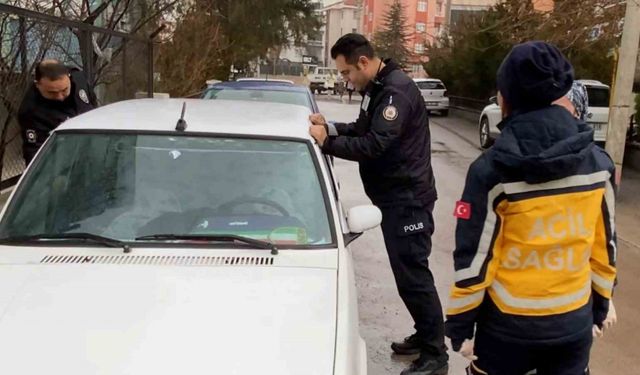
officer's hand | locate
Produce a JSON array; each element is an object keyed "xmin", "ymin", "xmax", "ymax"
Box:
[
  {"xmin": 309, "ymin": 125, "xmax": 328, "ymax": 146},
  {"xmin": 309, "ymin": 113, "xmax": 327, "ymax": 126},
  {"xmin": 603, "ymin": 300, "xmax": 617, "ymax": 331},
  {"xmin": 458, "ymin": 339, "xmax": 478, "ymax": 361}
]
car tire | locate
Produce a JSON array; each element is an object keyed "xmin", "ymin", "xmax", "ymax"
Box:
[
  {"xmin": 479, "ymin": 116, "xmax": 494, "ymax": 149},
  {"xmin": 441, "ymin": 109, "xmax": 449, "ymax": 117}
]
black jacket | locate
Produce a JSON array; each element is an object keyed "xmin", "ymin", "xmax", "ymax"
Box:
[
  {"xmin": 322, "ymin": 59, "xmax": 436, "ymax": 207},
  {"xmin": 18, "ymin": 69, "xmax": 96, "ymax": 164},
  {"xmin": 445, "ymin": 106, "xmax": 616, "ymax": 350}
]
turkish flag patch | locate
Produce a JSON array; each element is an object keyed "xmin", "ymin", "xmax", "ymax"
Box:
[{"xmin": 454, "ymin": 201, "xmax": 471, "ymax": 220}]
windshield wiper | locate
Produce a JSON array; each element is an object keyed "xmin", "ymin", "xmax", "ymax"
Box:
[
  {"xmin": 135, "ymin": 234, "xmax": 279, "ymax": 255},
  {"xmin": 0, "ymin": 232, "xmax": 132, "ymax": 253}
]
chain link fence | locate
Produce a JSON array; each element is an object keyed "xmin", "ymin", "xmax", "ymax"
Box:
[{"xmin": 0, "ymin": 4, "xmax": 153, "ymax": 189}]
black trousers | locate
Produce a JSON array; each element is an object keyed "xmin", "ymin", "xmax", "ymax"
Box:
[
  {"xmin": 469, "ymin": 328, "xmax": 592, "ymax": 375},
  {"xmin": 380, "ymin": 202, "xmax": 447, "ymax": 358}
]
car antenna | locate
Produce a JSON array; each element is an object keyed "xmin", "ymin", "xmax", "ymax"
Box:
[{"xmin": 176, "ymin": 102, "xmax": 187, "ymax": 131}]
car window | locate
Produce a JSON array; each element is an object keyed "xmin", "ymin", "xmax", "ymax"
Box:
[
  {"xmin": 0, "ymin": 134, "xmax": 334, "ymax": 247},
  {"xmin": 586, "ymin": 86, "xmax": 610, "ymax": 108},
  {"xmin": 203, "ymin": 88, "xmax": 311, "ymax": 109},
  {"xmin": 416, "ymin": 81, "xmax": 445, "ymax": 90}
]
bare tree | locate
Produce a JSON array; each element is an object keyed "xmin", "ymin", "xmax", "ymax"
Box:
[
  {"xmin": 154, "ymin": 1, "xmax": 226, "ymax": 97},
  {"xmin": 0, "ymin": 0, "xmax": 178, "ymax": 181}
]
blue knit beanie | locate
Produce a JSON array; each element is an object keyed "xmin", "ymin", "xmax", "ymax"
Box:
[{"xmin": 497, "ymin": 41, "xmax": 574, "ymax": 112}]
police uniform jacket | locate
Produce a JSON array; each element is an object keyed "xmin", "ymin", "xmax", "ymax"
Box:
[
  {"xmin": 18, "ymin": 69, "xmax": 96, "ymax": 163},
  {"xmin": 323, "ymin": 59, "xmax": 436, "ymax": 207}
]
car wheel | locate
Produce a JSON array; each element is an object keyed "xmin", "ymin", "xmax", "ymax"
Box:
[
  {"xmin": 441, "ymin": 109, "xmax": 449, "ymax": 117},
  {"xmin": 479, "ymin": 116, "xmax": 494, "ymax": 149}
]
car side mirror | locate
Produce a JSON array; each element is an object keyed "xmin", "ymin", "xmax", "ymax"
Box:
[
  {"xmin": 489, "ymin": 96, "xmax": 498, "ymax": 104},
  {"xmin": 344, "ymin": 205, "xmax": 382, "ymax": 245}
]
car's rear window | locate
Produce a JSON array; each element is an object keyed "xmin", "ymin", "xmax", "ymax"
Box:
[
  {"xmin": 0, "ymin": 134, "xmax": 334, "ymax": 247},
  {"xmin": 586, "ymin": 86, "xmax": 610, "ymax": 108},
  {"xmin": 416, "ymin": 81, "xmax": 446, "ymax": 90}
]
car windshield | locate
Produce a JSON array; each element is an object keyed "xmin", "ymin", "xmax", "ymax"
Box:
[
  {"xmin": 416, "ymin": 81, "xmax": 445, "ymax": 90},
  {"xmin": 586, "ymin": 86, "xmax": 610, "ymax": 108},
  {"xmin": 203, "ymin": 88, "xmax": 311, "ymax": 109},
  {"xmin": 0, "ymin": 133, "xmax": 333, "ymax": 247}
]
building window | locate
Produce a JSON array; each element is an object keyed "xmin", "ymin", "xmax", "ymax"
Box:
[
  {"xmin": 416, "ymin": 22, "xmax": 426, "ymax": 32},
  {"xmin": 437, "ymin": 1, "xmax": 444, "ymax": 16},
  {"xmin": 414, "ymin": 43, "xmax": 424, "ymax": 54},
  {"xmin": 412, "ymin": 64, "xmax": 422, "ymax": 74},
  {"xmin": 418, "ymin": 1, "xmax": 427, "ymax": 12},
  {"xmin": 369, "ymin": 11, "xmax": 373, "ymax": 21}
]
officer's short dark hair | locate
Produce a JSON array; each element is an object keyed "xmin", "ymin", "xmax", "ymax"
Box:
[
  {"xmin": 35, "ymin": 61, "xmax": 70, "ymax": 81},
  {"xmin": 331, "ymin": 33, "xmax": 375, "ymax": 65}
]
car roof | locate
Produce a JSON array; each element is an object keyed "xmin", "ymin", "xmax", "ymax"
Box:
[
  {"xmin": 413, "ymin": 78, "xmax": 443, "ymax": 83},
  {"xmin": 235, "ymin": 78, "xmax": 295, "ymax": 85},
  {"xmin": 57, "ymin": 99, "xmax": 313, "ymax": 140},
  {"xmin": 577, "ymin": 79, "xmax": 609, "ymax": 88},
  {"xmin": 209, "ymin": 81, "xmax": 310, "ymax": 92}
]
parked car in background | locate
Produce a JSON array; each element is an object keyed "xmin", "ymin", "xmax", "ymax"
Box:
[
  {"xmin": 202, "ymin": 80, "xmax": 319, "ymax": 112},
  {"xmin": 580, "ymin": 80, "xmax": 610, "ymax": 143},
  {"xmin": 307, "ymin": 66, "xmax": 339, "ymax": 95},
  {"xmin": 0, "ymin": 99, "xmax": 376, "ymax": 375},
  {"xmin": 478, "ymin": 79, "xmax": 612, "ymax": 149},
  {"xmin": 478, "ymin": 96, "xmax": 502, "ymax": 149},
  {"xmin": 413, "ymin": 78, "xmax": 449, "ymax": 116}
]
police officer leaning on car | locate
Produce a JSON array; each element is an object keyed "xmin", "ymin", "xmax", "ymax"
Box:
[
  {"xmin": 308, "ymin": 33, "xmax": 448, "ymax": 375},
  {"xmin": 18, "ymin": 59, "xmax": 96, "ymax": 165}
]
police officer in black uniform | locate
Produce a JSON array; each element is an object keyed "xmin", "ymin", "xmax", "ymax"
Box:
[
  {"xmin": 18, "ymin": 59, "xmax": 96, "ymax": 165},
  {"xmin": 309, "ymin": 34, "xmax": 447, "ymax": 375}
]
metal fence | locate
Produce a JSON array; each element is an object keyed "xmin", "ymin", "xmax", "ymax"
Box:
[
  {"xmin": 0, "ymin": 4, "xmax": 154, "ymax": 189},
  {"xmin": 448, "ymin": 95, "xmax": 492, "ymax": 113}
]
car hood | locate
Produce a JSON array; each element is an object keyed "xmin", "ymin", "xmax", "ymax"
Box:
[{"xmin": 0, "ymin": 249, "xmax": 338, "ymax": 374}]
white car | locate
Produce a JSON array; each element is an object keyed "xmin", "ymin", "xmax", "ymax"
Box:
[
  {"xmin": 414, "ymin": 78, "xmax": 449, "ymax": 116},
  {"xmin": 478, "ymin": 79, "xmax": 611, "ymax": 149},
  {"xmin": 0, "ymin": 99, "xmax": 377, "ymax": 375}
]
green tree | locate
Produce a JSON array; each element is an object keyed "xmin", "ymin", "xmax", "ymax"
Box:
[
  {"xmin": 156, "ymin": 0, "xmax": 322, "ymax": 93},
  {"xmin": 425, "ymin": 0, "xmax": 625, "ymax": 100},
  {"xmin": 372, "ymin": 0, "xmax": 413, "ymax": 67},
  {"xmin": 209, "ymin": 0, "xmax": 322, "ymax": 80},
  {"xmin": 155, "ymin": 1, "xmax": 225, "ymax": 96}
]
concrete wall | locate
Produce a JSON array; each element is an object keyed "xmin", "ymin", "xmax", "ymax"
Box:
[{"xmin": 325, "ymin": 4, "xmax": 361, "ymax": 68}]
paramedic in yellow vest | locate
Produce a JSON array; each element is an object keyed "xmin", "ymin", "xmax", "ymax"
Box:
[{"xmin": 445, "ymin": 41, "xmax": 617, "ymax": 375}]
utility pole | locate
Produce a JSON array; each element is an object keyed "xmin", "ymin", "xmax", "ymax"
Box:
[{"xmin": 606, "ymin": 0, "xmax": 640, "ymax": 187}]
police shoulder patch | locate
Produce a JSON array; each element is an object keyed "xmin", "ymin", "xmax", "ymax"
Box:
[
  {"xmin": 26, "ymin": 129, "xmax": 37, "ymax": 143},
  {"xmin": 382, "ymin": 105, "xmax": 398, "ymax": 121},
  {"xmin": 79, "ymin": 89, "xmax": 89, "ymax": 104}
]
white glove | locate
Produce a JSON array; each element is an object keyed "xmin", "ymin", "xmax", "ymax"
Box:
[
  {"xmin": 459, "ymin": 339, "xmax": 478, "ymax": 361},
  {"xmin": 603, "ymin": 300, "xmax": 617, "ymax": 331}
]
